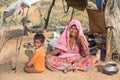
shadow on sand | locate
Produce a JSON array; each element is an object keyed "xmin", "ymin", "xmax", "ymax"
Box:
[{"xmin": 25, "ymin": 49, "xmax": 33, "ymax": 60}]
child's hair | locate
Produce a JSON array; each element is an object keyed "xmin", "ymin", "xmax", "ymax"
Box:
[{"xmin": 34, "ymin": 33, "xmax": 45, "ymax": 43}]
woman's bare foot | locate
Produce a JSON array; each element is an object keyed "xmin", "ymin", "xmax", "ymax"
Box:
[
  {"xmin": 73, "ymin": 69, "xmax": 78, "ymax": 73},
  {"xmin": 63, "ymin": 70, "xmax": 68, "ymax": 74}
]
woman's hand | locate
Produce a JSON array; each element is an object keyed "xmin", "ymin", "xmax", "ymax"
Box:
[
  {"xmin": 78, "ymin": 35, "xmax": 90, "ymax": 56},
  {"xmin": 84, "ymin": 50, "xmax": 90, "ymax": 56},
  {"xmin": 46, "ymin": 54, "xmax": 52, "ymax": 59},
  {"xmin": 46, "ymin": 48, "xmax": 60, "ymax": 59},
  {"xmin": 78, "ymin": 35, "xmax": 84, "ymax": 41}
]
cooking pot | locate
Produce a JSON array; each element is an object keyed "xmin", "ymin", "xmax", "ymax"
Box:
[
  {"xmin": 23, "ymin": 42, "xmax": 34, "ymax": 48},
  {"xmin": 103, "ymin": 62, "xmax": 119, "ymax": 75}
]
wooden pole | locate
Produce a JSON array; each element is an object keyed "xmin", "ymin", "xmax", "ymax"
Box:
[
  {"xmin": 104, "ymin": 0, "xmax": 114, "ymax": 61},
  {"xmin": 105, "ymin": 27, "xmax": 112, "ymax": 61},
  {"xmin": 20, "ymin": 8, "xmax": 32, "ymax": 36},
  {"xmin": 70, "ymin": 8, "xmax": 74, "ymax": 21},
  {"xmin": 44, "ymin": 0, "xmax": 55, "ymax": 32}
]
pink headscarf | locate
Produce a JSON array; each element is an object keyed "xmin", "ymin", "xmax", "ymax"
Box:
[{"xmin": 55, "ymin": 19, "xmax": 89, "ymax": 52}]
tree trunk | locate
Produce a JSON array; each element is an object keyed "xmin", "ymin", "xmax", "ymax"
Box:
[{"xmin": 44, "ymin": 0, "xmax": 55, "ymax": 31}]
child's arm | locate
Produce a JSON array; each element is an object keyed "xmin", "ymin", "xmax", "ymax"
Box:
[{"xmin": 27, "ymin": 49, "xmax": 40, "ymax": 67}]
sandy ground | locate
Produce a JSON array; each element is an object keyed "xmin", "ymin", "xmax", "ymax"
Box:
[
  {"xmin": 0, "ymin": 1, "xmax": 120, "ymax": 80},
  {"xmin": 0, "ymin": 29, "xmax": 120, "ymax": 80}
]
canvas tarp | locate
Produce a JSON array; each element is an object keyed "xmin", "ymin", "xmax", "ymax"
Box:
[
  {"xmin": 3, "ymin": 0, "xmax": 23, "ymax": 18},
  {"xmin": 111, "ymin": 0, "xmax": 120, "ymax": 54},
  {"xmin": 3, "ymin": 0, "xmax": 41, "ymax": 19},
  {"xmin": 103, "ymin": 0, "xmax": 120, "ymax": 54},
  {"xmin": 22, "ymin": 0, "xmax": 41, "ymax": 7},
  {"xmin": 65, "ymin": 0, "xmax": 88, "ymax": 11},
  {"xmin": 118, "ymin": 0, "xmax": 120, "ymax": 9},
  {"xmin": 87, "ymin": 9, "xmax": 106, "ymax": 33}
]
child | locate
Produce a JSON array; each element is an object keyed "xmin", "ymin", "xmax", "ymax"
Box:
[{"xmin": 24, "ymin": 33, "xmax": 45, "ymax": 73}]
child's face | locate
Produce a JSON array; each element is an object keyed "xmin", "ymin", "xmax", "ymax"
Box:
[{"xmin": 34, "ymin": 39, "xmax": 42, "ymax": 49}]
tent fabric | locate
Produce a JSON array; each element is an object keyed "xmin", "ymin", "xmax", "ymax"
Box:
[
  {"xmin": 104, "ymin": 0, "xmax": 120, "ymax": 55},
  {"xmin": 3, "ymin": 9, "xmax": 16, "ymax": 19},
  {"xmin": 118, "ymin": 0, "xmax": 120, "ymax": 9},
  {"xmin": 5, "ymin": 0, "xmax": 23, "ymax": 12},
  {"xmin": 112, "ymin": 28, "xmax": 120, "ymax": 54},
  {"xmin": 23, "ymin": 0, "xmax": 41, "ymax": 7},
  {"xmin": 3, "ymin": 0, "xmax": 24, "ymax": 18},
  {"xmin": 95, "ymin": 0, "xmax": 108, "ymax": 10},
  {"xmin": 96, "ymin": 0, "xmax": 102, "ymax": 10},
  {"xmin": 3, "ymin": 0, "xmax": 41, "ymax": 19},
  {"xmin": 87, "ymin": 9, "xmax": 106, "ymax": 33},
  {"xmin": 3, "ymin": 0, "xmax": 26, "ymax": 18},
  {"xmin": 112, "ymin": 0, "xmax": 120, "ymax": 54},
  {"xmin": 66, "ymin": 0, "xmax": 88, "ymax": 11}
]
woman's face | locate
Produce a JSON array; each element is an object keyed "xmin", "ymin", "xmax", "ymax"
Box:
[
  {"xmin": 34, "ymin": 39, "xmax": 42, "ymax": 49},
  {"xmin": 69, "ymin": 25, "xmax": 78, "ymax": 37}
]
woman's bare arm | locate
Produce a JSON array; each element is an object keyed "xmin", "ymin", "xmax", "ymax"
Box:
[
  {"xmin": 78, "ymin": 35, "xmax": 90, "ymax": 56},
  {"xmin": 46, "ymin": 48, "xmax": 60, "ymax": 58},
  {"xmin": 50, "ymin": 48, "xmax": 60, "ymax": 55}
]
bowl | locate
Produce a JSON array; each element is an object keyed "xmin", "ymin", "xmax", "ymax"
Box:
[
  {"xmin": 23, "ymin": 42, "xmax": 34, "ymax": 48},
  {"xmin": 103, "ymin": 62, "xmax": 119, "ymax": 75},
  {"xmin": 106, "ymin": 61, "xmax": 117, "ymax": 66}
]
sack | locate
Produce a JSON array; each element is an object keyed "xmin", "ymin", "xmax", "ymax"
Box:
[
  {"xmin": 87, "ymin": 9, "xmax": 106, "ymax": 33},
  {"xmin": 66, "ymin": 0, "xmax": 88, "ymax": 11}
]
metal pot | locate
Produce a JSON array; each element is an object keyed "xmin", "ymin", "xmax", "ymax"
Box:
[
  {"xmin": 103, "ymin": 62, "xmax": 119, "ymax": 75},
  {"xmin": 23, "ymin": 42, "xmax": 34, "ymax": 48}
]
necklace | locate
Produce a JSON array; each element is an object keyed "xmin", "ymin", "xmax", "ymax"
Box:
[{"xmin": 69, "ymin": 39, "xmax": 76, "ymax": 50}]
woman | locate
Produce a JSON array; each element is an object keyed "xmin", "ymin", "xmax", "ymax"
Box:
[{"xmin": 46, "ymin": 20, "xmax": 98, "ymax": 72}]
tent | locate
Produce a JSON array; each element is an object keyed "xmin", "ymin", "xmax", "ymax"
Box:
[
  {"xmin": 63, "ymin": 0, "xmax": 120, "ymax": 61},
  {"xmin": 0, "ymin": 0, "xmax": 120, "ymax": 72},
  {"xmin": 0, "ymin": 0, "xmax": 41, "ymax": 54},
  {"xmin": 2, "ymin": 0, "xmax": 120, "ymax": 61}
]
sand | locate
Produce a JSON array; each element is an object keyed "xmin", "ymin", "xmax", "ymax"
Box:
[
  {"xmin": 0, "ymin": 1, "xmax": 120, "ymax": 80},
  {"xmin": 0, "ymin": 29, "xmax": 120, "ymax": 80}
]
